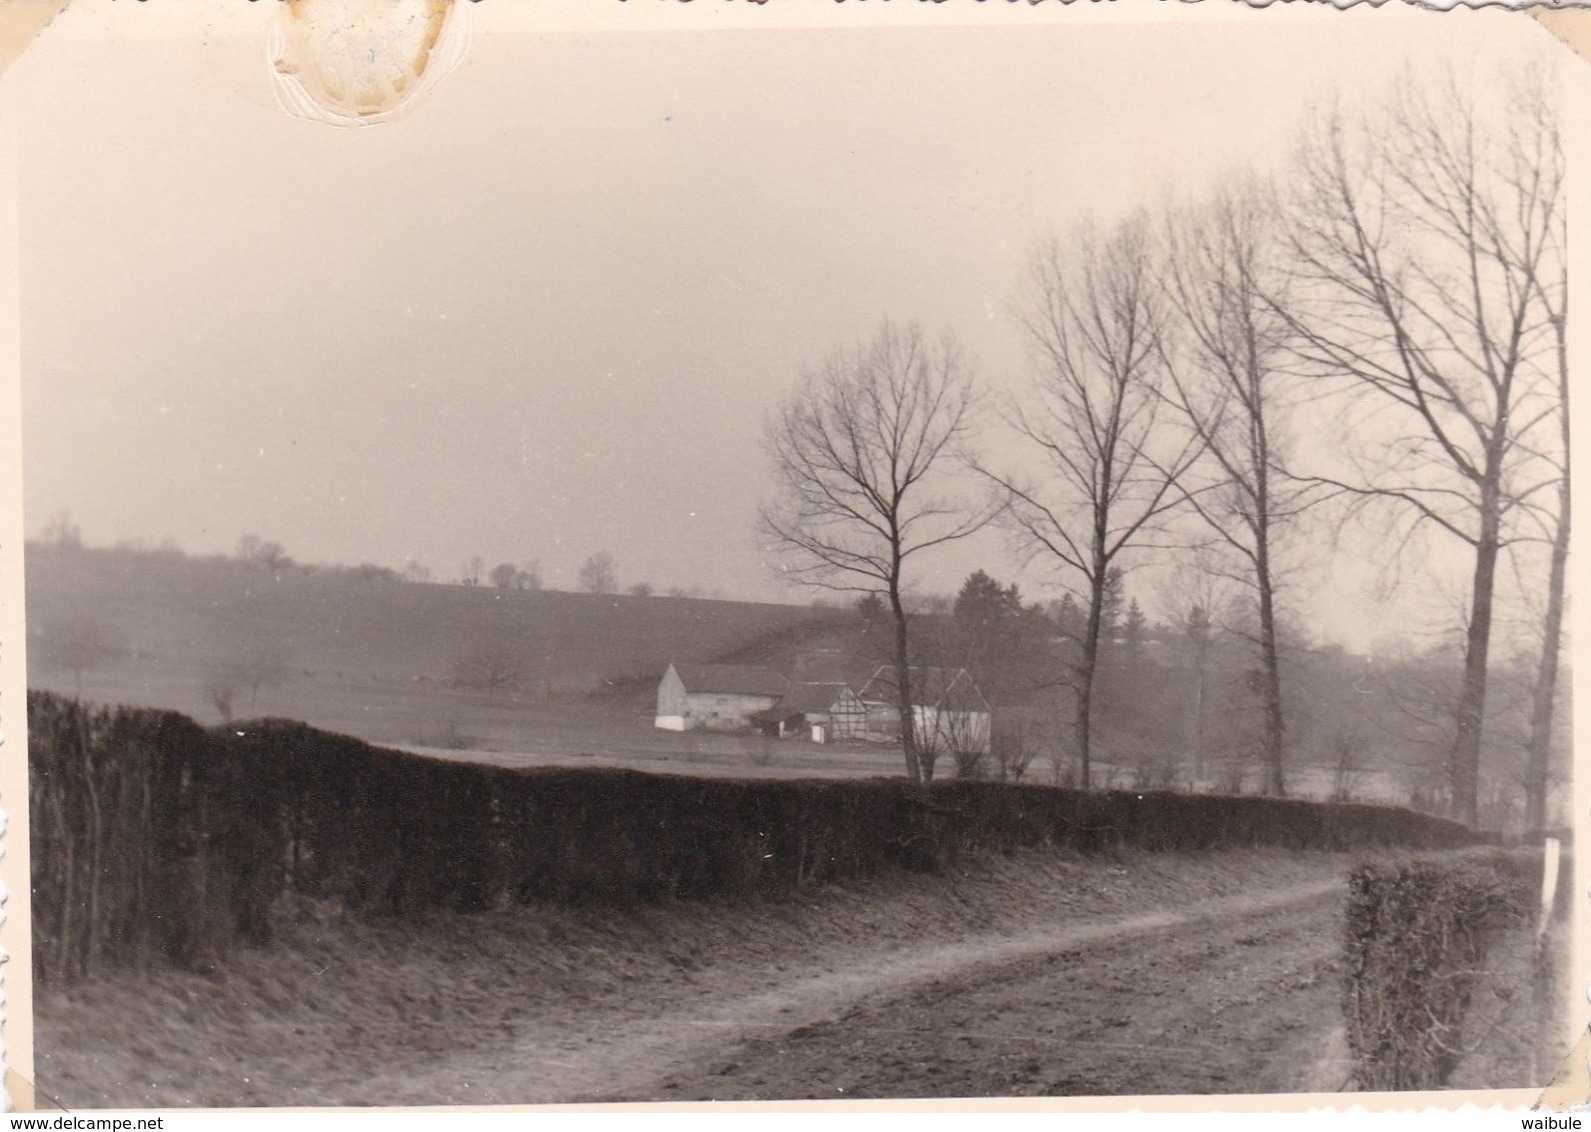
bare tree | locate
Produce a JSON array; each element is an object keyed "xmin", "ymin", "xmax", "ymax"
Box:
[
  {"xmin": 577, "ymin": 551, "xmax": 618, "ymax": 594},
  {"xmin": 1158, "ymin": 181, "xmax": 1312, "ymax": 796},
  {"xmin": 448, "ymin": 638, "xmax": 532, "ymax": 700},
  {"xmin": 1326, "ymin": 723, "xmax": 1372, "ymax": 804},
  {"xmin": 983, "ymin": 218, "xmax": 1200, "ymax": 787},
  {"xmin": 1515, "ymin": 85, "xmax": 1570, "ymax": 836},
  {"xmin": 1280, "ymin": 72, "xmax": 1563, "ymax": 826},
  {"xmin": 41, "ymin": 507, "xmax": 82, "ymax": 550},
  {"xmin": 760, "ymin": 319, "xmax": 989, "ymax": 784},
  {"xmin": 200, "ymin": 644, "xmax": 289, "ymax": 722},
  {"xmin": 1153, "ymin": 560, "xmax": 1238, "ymax": 787},
  {"xmin": 206, "ymin": 673, "xmax": 240, "ymax": 722},
  {"xmin": 490, "ymin": 559, "xmax": 521, "ymax": 588},
  {"xmin": 227, "ymin": 642, "xmax": 293, "ymax": 712},
  {"xmin": 459, "ymin": 555, "xmax": 484, "ymax": 587},
  {"xmin": 34, "ymin": 614, "xmax": 123, "ymax": 698},
  {"xmin": 236, "ymin": 535, "xmax": 291, "ymax": 572},
  {"xmin": 990, "ymin": 707, "xmax": 1048, "ymax": 783},
  {"xmin": 401, "ymin": 558, "xmax": 433, "ymax": 584}
]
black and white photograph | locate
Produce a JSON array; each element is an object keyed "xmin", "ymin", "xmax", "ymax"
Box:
[{"xmin": 0, "ymin": 0, "xmax": 1582, "ymax": 1113}]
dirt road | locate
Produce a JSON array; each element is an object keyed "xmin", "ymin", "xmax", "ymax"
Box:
[
  {"xmin": 354, "ymin": 875, "xmax": 1352, "ymax": 1105},
  {"xmin": 650, "ymin": 883, "xmax": 1354, "ymax": 1101},
  {"xmin": 37, "ymin": 850, "xmax": 1363, "ymax": 1108}
]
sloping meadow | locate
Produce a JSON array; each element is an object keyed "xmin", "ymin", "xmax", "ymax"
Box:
[{"xmin": 28, "ymin": 691, "xmax": 1477, "ymax": 984}]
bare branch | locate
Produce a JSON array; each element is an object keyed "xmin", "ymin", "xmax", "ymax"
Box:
[{"xmin": 759, "ymin": 319, "xmax": 997, "ymax": 783}]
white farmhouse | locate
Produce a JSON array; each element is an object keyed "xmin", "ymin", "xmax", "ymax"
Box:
[
  {"xmin": 654, "ymin": 662, "xmax": 790, "ymax": 731},
  {"xmin": 856, "ymin": 665, "xmax": 993, "ymax": 755}
]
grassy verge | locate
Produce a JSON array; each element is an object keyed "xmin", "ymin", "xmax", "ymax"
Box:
[{"xmin": 37, "ymin": 846, "xmax": 1355, "ymax": 1109}]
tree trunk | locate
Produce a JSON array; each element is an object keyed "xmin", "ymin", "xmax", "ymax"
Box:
[
  {"xmin": 1451, "ymin": 485, "xmax": 1502, "ymax": 828},
  {"xmin": 77, "ymin": 708, "xmax": 104, "ymax": 979},
  {"xmin": 888, "ymin": 582, "xmax": 924, "ymax": 785},
  {"xmin": 1252, "ymin": 405, "xmax": 1286, "ymax": 797},
  {"xmin": 1524, "ymin": 475, "xmax": 1569, "ymax": 836},
  {"xmin": 1256, "ymin": 560, "xmax": 1286, "ymax": 797},
  {"xmin": 1525, "ymin": 303, "xmax": 1570, "ymax": 837},
  {"xmin": 50, "ymin": 783, "xmax": 77, "ymax": 984},
  {"xmin": 1075, "ymin": 571, "xmax": 1106, "ymax": 789},
  {"xmin": 138, "ymin": 764, "xmax": 152, "ymax": 963}
]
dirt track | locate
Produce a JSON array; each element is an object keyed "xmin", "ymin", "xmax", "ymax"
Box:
[
  {"xmin": 650, "ymin": 883, "xmax": 1354, "ymax": 1101},
  {"xmin": 37, "ymin": 842, "xmax": 1564, "ymax": 1109},
  {"xmin": 36, "ymin": 850, "xmax": 1373, "ymax": 1108},
  {"xmin": 355, "ymin": 876, "xmax": 1352, "ymax": 1105}
]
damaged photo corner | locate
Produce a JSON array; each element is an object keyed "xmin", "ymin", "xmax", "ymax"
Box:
[{"xmin": 0, "ymin": 0, "xmax": 1587, "ymax": 1122}]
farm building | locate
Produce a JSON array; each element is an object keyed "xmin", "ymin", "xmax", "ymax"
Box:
[
  {"xmin": 778, "ymin": 681, "xmax": 867, "ymax": 743},
  {"xmin": 654, "ymin": 662, "xmax": 790, "ymax": 731},
  {"xmin": 856, "ymin": 666, "xmax": 993, "ymax": 755},
  {"xmin": 749, "ymin": 703, "xmax": 806, "ymax": 739},
  {"xmin": 655, "ymin": 662, "xmax": 984, "ymax": 745}
]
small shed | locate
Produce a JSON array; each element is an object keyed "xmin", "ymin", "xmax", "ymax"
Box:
[{"xmin": 750, "ymin": 705, "xmax": 807, "ymax": 739}]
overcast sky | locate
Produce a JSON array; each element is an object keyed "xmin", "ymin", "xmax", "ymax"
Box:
[{"xmin": 13, "ymin": 3, "xmax": 1565, "ymax": 649}]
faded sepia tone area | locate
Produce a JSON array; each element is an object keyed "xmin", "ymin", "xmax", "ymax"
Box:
[{"xmin": 4, "ymin": 1, "xmax": 1578, "ymax": 1111}]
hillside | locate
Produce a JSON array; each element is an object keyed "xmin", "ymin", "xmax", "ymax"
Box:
[
  {"xmin": 21, "ymin": 546, "xmax": 1569, "ymax": 830},
  {"xmin": 23, "ymin": 544, "xmax": 842, "ymax": 736}
]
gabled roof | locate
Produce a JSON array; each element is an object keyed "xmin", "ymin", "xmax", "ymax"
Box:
[
  {"xmin": 781, "ymin": 681, "xmax": 858, "ymax": 713},
  {"xmin": 926, "ymin": 671, "xmax": 993, "ymax": 714},
  {"xmin": 669, "ymin": 662, "xmax": 789, "ymax": 699},
  {"xmin": 857, "ymin": 666, "xmax": 991, "ymax": 714}
]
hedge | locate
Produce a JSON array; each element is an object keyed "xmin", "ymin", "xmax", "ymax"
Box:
[
  {"xmin": 29, "ymin": 692, "xmax": 1477, "ymax": 984},
  {"xmin": 28, "ymin": 695, "xmax": 238, "ymax": 982},
  {"xmin": 1342, "ymin": 853, "xmax": 1535, "ymax": 1090}
]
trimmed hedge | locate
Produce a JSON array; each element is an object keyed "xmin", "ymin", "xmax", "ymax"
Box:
[
  {"xmin": 213, "ymin": 719, "xmax": 1477, "ymax": 913},
  {"xmin": 1342, "ymin": 853, "xmax": 1535, "ymax": 1091},
  {"xmin": 29, "ymin": 692, "xmax": 1477, "ymax": 983},
  {"xmin": 28, "ymin": 696, "xmax": 239, "ymax": 982}
]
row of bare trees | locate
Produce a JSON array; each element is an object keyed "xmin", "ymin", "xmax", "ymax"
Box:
[
  {"xmin": 455, "ymin": 550, "xmax": 647, "ymax": 595},
  {"xmin": 760, "ymin": 71, "xmax": 1567, "ymax": 829},
  {"xmin": 1279, "ymin": 77, "xmax": 1567, "ymax": 828}
]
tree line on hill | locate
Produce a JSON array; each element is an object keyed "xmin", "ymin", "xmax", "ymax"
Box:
[
  {"xmin": 758, "ymin": 68, "xmax": 1568, "ymax": 833},
  {"xmin": 37, "ymin": 509, "xmax": 670, "ymax": 599},
  {"xmin": 33, "ymin": 508, "xmax": 708, "ymax": 702},
  {"xmin": 24, "ymin": 533, "xmax": 771, "ymax": 717}
]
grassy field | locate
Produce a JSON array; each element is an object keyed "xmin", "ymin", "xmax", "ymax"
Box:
[
  {"xmin": 29, "ymin": 649, "xmax": 912, "ymax": 780},
  {"xmin": 28, "ymin": 632, "xmax": 1425, "ymax": 793},
  {"xmin": 28, "ymin": 638, "xmax": 1426, "ymax": 792},
  {"xmin": 26, "ymin": 545, "xmax": 838, "ymax": 688},
  {"xmin": 22, "ymin": 545, "xmax": 1447, "ymax": 798},
  {"xmin": 25, "ymin": 545, "xmax": 860, "ymax": 757}
]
